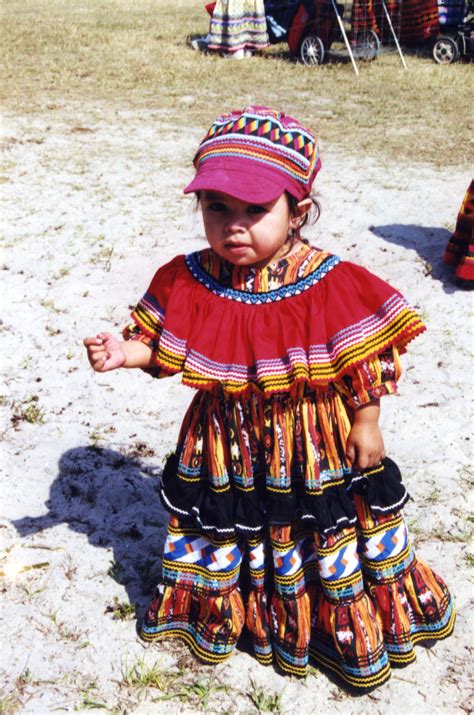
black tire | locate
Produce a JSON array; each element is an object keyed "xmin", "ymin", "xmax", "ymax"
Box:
[
  {"xmin": 432, "ymin": 35, "xmax": 460, "ymax": 64},
  {"xmin": 300, "ymin": 34, "xmax": 325, "ymax": 66},
  {"xmin": 354, "ymin": 29, "xmax": 381, "ymax": 61}
]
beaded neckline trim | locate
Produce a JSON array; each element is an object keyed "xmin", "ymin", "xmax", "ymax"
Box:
[{"xmin": 185, "ymin": 252, "xmax": 340, "ymax": 304}]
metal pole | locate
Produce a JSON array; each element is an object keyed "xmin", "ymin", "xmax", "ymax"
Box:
[
  {"xmin": 330, "ymin": 0, "xmax": 360, "ymax": 75},
  {"xmin": 381, "ymin": 0, "xmax": 408, "ymax": 68}
]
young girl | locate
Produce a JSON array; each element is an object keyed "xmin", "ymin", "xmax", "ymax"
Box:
[{"xmin": 84, "ymin": 106, "xmax": 454, "ymax": 692}]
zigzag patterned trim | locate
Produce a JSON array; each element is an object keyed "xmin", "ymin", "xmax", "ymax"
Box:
[
  {"xmin": 140, "ymin": 626, "xmax": 236, "ymax": 662},
  {"xmin": 193, "ymin": 107, "xmax": 319, "ymax": 191},
  {"xmin": 150, "ymin": 309, "xmax": 423, "ymax": 390},
  {"xmin": 185, "ymin": 251, "xmax": 340, "ymax": 303},
  {"xmin": 204, "ymin": 108, "xmax": 316, "ymax": 160},
  {"xmin": 152, "ymin": 305, "xmax": 424, "ymax": 393},
  {"xmin": 131, "ymin": 293, "xmax": 165, "ymax": 338},
  {"xmin": 308, "ymin": 642, "xmax": 392, "ymax": 690}
]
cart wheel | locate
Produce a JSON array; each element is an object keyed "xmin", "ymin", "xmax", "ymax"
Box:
[
  {"xmin": 432, "ymin": 35, "xmax": 459, "ymax": 64},
  {"xmin": 300, "ymin": 35, "xmax": 325, "ymax": 66},
  {"xmin": 355, "ymin": 30, "xmax": 381, "ymax": 61}
]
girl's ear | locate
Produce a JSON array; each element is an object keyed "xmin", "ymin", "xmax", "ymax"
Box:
[
  {"xmin": 295, "ymin": 198, "xmax": 313, "ymax": 218},
  {"xmin": 289, "ymin": 198, "xmax": 312, "ymax": 228}
]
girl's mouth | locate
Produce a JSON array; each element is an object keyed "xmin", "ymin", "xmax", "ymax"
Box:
[{"xmin": 224, "ymin": 242, "xmax": 249, "ymax": 252}]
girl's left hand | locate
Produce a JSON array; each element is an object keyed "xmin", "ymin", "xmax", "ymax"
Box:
[{"xmin": 345, "ymin": 422, "xmax": 386, "ymax": 470}]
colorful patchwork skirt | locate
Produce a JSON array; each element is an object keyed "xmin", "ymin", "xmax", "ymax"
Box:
[
  {"xmin": 141, "ymin": 472, "xmax": 455, "ymax": 692},
  {"xmin": 443, "ymin": 180, "xmax": 474, "ymax": 285},
  {"xmin": 208, "ymin": 0, "xmax": 269, "ymax": 53}
]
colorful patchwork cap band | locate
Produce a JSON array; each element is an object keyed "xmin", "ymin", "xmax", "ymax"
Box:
[{"xmin": 183, "ymin": 106, "xmax": 321, "ymax": 203}]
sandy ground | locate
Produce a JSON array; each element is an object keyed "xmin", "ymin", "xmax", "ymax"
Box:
[{"xmin": 1, "ymin": 102, "xmax": 473, "ymax": 714}]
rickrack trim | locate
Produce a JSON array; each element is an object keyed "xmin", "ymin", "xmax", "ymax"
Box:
[{"xmin": 185, "ymin": 252, "xmax": 340, "ymax": 303}]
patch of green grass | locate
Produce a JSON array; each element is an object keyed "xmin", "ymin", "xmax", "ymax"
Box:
[
  {"xmin": 73, "ymin": 680, "xmax": 110, "ymax": 711},
  {"xmin": 121, "ymin": 657, "xmax": 229, "ymax": 708},
  {"xmin": 75, "ymin": 700, "xmax": 108, "ymax": 711},
  {"xmin": 0, "ymin": 693, "xmax": 19, "ymax": 715},
  {"xmin": 90, "ymin": 243, "xmax": 114, "ymax": 271},
  {"xmin": 20, "ymin": 584, "xmax": 46, "ymax": 598},
  {"xmin": 0, "ymin": 669, "xmax": 33, "ymax": 715},
  {"xmin": 105, "ymin": 597, "xmax": 135, "ymax": 621},
  {"xmin": 464, "ymin": 552, "xmax": 474, "ymax": 568},
  {"xmin": 248, "ymin": 677, "xmax": 284, "ymax": 713},
  {"xmin": 40, "ymin": 298, "xmax": 65, "ymax": 313},
  {"xmin": 423, "ymin": 486, "xmax": 440, "ymax": 505},
  {"xmin": 89, "ymin": 424, "xmax": 117, "ymax": 445},
  {"xmin": 53, "ymin": 266, "xmax": 71, "ymax": 279},
  {"xmin": 107, "ymin": 560, "xmax": 126, "ymax": 585},
  {"xmin": 42, "ymin": 610, "xmax": 81, "ymax": 642},
  {"xmin": 121, "ymin": 656, "xmax": 180, "ymax": 693},
  {"xmin": 153, "ymin": 678, "xmax": 228, "ymax": 708},
  {"xmin": 422, "ymin": 528, "xmax": 469, "ymax": 543},
  {"xmin": 19, "ymin": 356, "xmax": 32, "ymax": 369},
  {"xmin": 14, "ymin": 669, "xmax": 32, "ymax": 696},
  {"xmin": 1, "ymin": 0, "xmax": 471, "ymax": 168},
  {"xmin": 77, "ymin": 641, "xmax": 91, "ymax": 650},
  {"xmin": 45, "ymin": 324, "xmax": 62, "ymax": 337},
  {"xmin": 11, "ymin": 396, "xmax": 45, "ymax": 426},
  {"xmin": 22, "ymin": 402, "xmax": 45, "ymax": 423}
]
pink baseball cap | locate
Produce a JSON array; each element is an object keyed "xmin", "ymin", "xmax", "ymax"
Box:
[{"xmin": 184, "ymin": 106, "xmax": 321, "ymax": 203}]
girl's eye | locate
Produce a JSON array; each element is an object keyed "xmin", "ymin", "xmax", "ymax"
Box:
[
  {"xmin": 248, "ymin": 205, "xmax": 266, "ymax": 215},
  {"xmin": 207, "ymin": 202, "xmax": 227, "ymax": 212}
]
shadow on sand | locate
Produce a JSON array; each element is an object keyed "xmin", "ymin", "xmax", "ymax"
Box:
[
  {"xmin": 369, "ymin": 224, "xmax": 465, "ymax": 293},
  {"xmin": 12, "ymin": 445, "xmax": 168, "ymax": 615}
]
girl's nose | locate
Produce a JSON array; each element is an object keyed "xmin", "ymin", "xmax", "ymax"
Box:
[{"xmin": 224, "ymin": 210, "xmax": 247, "ymax": 234}]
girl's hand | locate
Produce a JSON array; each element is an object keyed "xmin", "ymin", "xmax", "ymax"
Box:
[
  {"xmin": 83, "ymin": 332, "xmax": 127, "ymax": 372},
  {"xmin": 346, "ymin": 422, "xmax": 386, "ymax": 470},
  {"xmin": 346, "ymin": 400, "xmax": 386, "ymax": 470}
]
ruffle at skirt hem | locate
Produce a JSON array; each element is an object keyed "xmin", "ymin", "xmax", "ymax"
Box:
[{"xmin": 140, "ymin": 489, "xmax": 455, "ymax": 692}]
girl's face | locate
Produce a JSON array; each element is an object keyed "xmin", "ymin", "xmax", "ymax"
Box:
[{"xmin": 200, "ymin": 191, "xmax": 309, "ymax": 269}]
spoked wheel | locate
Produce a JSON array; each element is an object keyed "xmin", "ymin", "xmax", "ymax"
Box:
[
  {"xmin": 354, "ymin": 30, "xmax": 381, "ymax": 61},
  {"xmin": 432, "ymin": 35, "xmax": 459, "ymax": 64},
  {"xmin": 300, "ymin": 34, "xmax": 325, "ymax": 66}
]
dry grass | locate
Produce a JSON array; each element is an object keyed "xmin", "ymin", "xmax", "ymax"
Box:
[{"xmin": 1, "ymin": 0, "xmax": 473, "ymax": 165}]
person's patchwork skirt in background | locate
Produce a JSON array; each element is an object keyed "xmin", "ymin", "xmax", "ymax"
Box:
[
  {"xmin": 444, "ymin": 180, "xmax": 474, "ymax": 285},
  {"xmin": 208, "ymin": 0, "xmax": 269, "ymax": 54}
]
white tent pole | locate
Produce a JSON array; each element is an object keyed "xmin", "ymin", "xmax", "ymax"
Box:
[
  {"xmin": 381, "ymin": 0, "xmax": 408, "ymax": 68},
  {"xmin": 330, "ymin": 0, "xmax": 359, "ymax": 75}
]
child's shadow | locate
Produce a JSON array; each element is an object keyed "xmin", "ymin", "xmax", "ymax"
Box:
[
  {"xmin": 370, "ymin": 224, "xmax": 459, "ymax": 293},
  {"xmin": 12, "ymin": 445, "xmax": 168, "ymax": 615}
]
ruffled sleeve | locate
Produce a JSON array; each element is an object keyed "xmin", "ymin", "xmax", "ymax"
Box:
[
  {"xmin": 335, "ymin": 345, "xmax": 402, "ymax": 408},
  {"xmin": 124, "ymin": 255, "xmax": 186, "ymax": 379}
]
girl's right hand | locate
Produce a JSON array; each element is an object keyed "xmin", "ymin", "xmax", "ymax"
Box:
[{"xmin": 83, "ymin": 332, "xmax": 127, "ymax": 372}]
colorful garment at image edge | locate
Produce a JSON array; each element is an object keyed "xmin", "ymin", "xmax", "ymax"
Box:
[
  {"xmin": 350, "ymin": 0, "xmax": 379, "ymax": 37},
  {"xmin": 438, "ymin": 0, "xmax": 465, "ymax": 26},
  {"xmin": 208, "ymin": 0, "xmax": 269, "ymax": 53},
  {"xmin": 376, "ymin": 0, "xmax": 440, "ymax": 43},
  {"xmin": 128, "ymin": 243, "xmax": 455, "ymax": 692},
  {"xmin": 398, "ymin": 0, "xmax": 440, "ymax": 43},
  {"xmin": 443, "ymin": 180, "xmax": 474, "ymax": 285}
]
